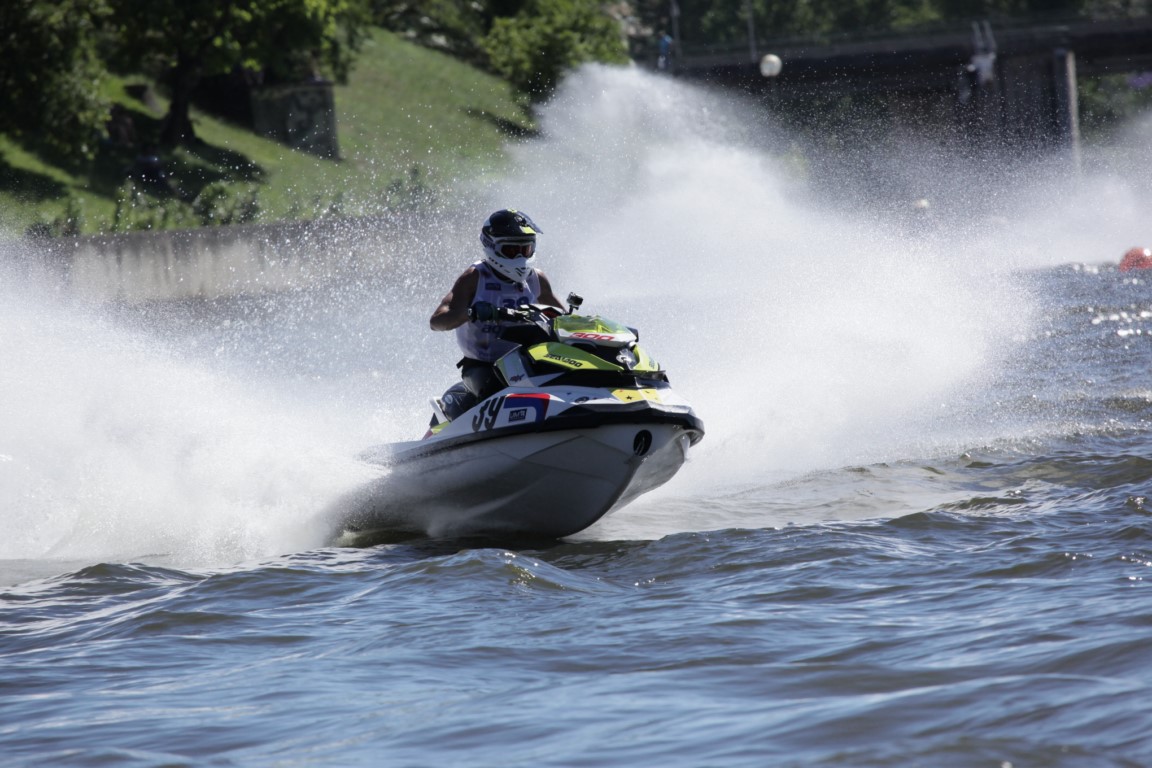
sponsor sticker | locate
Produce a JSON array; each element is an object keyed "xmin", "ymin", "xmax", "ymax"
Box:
[
  {"xmin": 504, "ymin": 393, "xmax": 550, "ymax": 422},
  {"xmin": 545, "ymin": 353, "xmax": 586, "ymax": 368},
  {"xmin": 569, "ymin": 332, "xmax": 617, "ymax": 341}
]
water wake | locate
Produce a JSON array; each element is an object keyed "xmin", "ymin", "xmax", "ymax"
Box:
[{"xmin": 3, "ymin": 64, "xmax": 1149, "ymax": 560}]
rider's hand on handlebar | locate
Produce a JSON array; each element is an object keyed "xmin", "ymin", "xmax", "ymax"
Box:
[{"xmin": 468, "ymin": 301, "xmax": 500, "ymax": 323}]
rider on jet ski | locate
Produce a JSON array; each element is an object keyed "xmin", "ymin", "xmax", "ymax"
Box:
[{"xmin": 430, "ymin": 209, "xmax": 565, "ymax": 419}]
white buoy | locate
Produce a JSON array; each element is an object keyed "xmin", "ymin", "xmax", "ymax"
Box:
[{"xmin": 759, "ymin": 54, "xmax": 782, "ymax": 78}]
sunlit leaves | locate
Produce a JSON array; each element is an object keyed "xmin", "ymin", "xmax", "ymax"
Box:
[
  {"xmin": 0, "ymin": 0, "xmax": 110, "ymax": 161},
  {"xmin": 481, "ymin": 0, "xmax": 628, "ymax": 100}
]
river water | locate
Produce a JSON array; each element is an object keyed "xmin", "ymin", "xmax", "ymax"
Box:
[{"xmin": 3, "ymin": 66, "xmax": 1152, "ymax": 766}]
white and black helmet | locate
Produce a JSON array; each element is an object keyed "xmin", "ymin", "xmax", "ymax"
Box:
[{"xmin": 480, "ymin": 209, "xmax": 542, "ymax": 283}]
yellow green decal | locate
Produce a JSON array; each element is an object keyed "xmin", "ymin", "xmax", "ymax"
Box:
[
  {"xmin": 528, "ymin": 342, "xmax": 622, "ymax": 371},
  {"xmin": 612, "ymin": 388, "xmax": 663, "ymax": 403}
]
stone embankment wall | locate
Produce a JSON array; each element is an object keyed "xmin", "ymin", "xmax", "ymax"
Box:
[{"xmin": 28, "ymin": 215, "xmax": 424, "ymax": 303}]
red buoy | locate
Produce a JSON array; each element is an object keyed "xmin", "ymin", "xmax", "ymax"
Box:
[{"xmin": 1119, "ymin": 247, "xmax": 1152, "ymax": 272}]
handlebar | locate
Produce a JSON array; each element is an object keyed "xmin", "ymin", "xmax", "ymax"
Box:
[
  {"xmin": 493, "ymin": 304, "xmax": 563, "ymax": 323},
  {"xmin": 469, "ymin": 300, "xmax": 573, "ymax": 325},
  {"xmin": 495, "ymin": 306, "xmax": 526, "ymax": 322}
]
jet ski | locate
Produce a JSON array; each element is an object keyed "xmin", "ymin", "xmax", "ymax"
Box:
[{"xmin": 334, "ymin": 294, "xmax": 704, "ymax": 541}]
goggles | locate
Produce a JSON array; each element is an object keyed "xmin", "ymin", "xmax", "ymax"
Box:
[{"xmin": 496, "ymin": 240, "xmax": 536, "ymax": 259}]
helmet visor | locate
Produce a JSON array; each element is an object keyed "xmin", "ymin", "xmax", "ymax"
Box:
[{"xmin": 497, "ymin": 240, "xmax": 536, "ymax": 259}]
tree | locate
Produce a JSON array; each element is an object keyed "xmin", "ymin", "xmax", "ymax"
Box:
[
  {"xmin": 0, "ymin": 0, "xmax": 110, "ymax": 162},
  {"xmin": 103, "ymin": 0, "xmax": 371, "ymax": 146},
  {"xmin": 373, "ymin": 0, "xmax": 493, "ymax": 63},
  {"xmin": 481, "ymin": 0, "xmax": 629, "ymax": 100}
]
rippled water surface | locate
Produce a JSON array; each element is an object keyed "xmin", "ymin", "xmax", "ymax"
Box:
[{"xmin": 4, "ymin": 67, "xmax": 1152, "ymax": 766}]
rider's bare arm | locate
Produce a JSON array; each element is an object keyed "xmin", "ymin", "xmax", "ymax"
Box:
[
  {"xmin": 430, "ymin": 268, "xmax": 479, "ymax": 331},
  {"xmin": 536, "ymin": 271, "xmax": 565, "ymax": 310}
]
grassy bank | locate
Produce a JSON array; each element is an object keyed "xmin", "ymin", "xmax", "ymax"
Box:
[{"xmin": 0, "ymin": 28, "xmax": 532, "ymax": 236}]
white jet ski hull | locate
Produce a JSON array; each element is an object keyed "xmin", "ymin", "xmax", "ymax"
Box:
[{"xmin": 337, "ymin": 422, "xmax": 695, "ymax": 540}]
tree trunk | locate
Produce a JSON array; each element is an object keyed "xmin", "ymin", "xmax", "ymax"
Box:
[{"xmin": 160, "ymin": 51, "xmax": 201, "ymax": 146}]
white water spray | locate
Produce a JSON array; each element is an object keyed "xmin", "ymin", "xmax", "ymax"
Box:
[
  {"xmin": 0, "ymin": 253, "xmax": 379, "ymax": 568},
  {"xmin": 488, "ymin": 68, "xmax": 991, "ymax": 481},
  {"xmin": 3, "ymin": 65, "xmax": 1149, "ymax": 563},
  {"xmin": 481, "ymin": 65, "xmax": 1151, "ymax": 514}
]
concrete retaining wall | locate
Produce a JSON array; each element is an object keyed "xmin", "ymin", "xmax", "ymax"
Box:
[{"xmin": 27, "ymin": 215, "xmax": 425, "ymax": 303}]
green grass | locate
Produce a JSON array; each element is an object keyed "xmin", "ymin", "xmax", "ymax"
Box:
[{"xmin": 0, "ymin": 28, "xmax": 533, "ymax": 236}]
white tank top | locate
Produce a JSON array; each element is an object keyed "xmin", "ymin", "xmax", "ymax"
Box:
[{"xmin": 455, "ymin": 261, "xmax": 542, "ymax": 362}]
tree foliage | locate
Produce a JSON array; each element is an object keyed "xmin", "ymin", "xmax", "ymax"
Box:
[
  {"xmin": 0, "ymin": 0, "xmax": 110, "ymax": 161},
  {"xmin": 102, "ymin": 0, "xmax": 372, "ymax": 145},
  {"xmin": 4, "ymin": 0, "xmax": 1148, "ymax": 170},
  {"xmin": 481, "ymin": 0, "xmax": 629, "ymax": 100},
  {"xmin": 373, "ymin": 0, "xmax": 499, "ymax": 63},
  {"xmin": 666, "ymin": 0, "xmax": 1146, "ymax": 50},
  {"xmin": 374, "ymin": 0, "xmax": 629, "ymax": 99}
]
